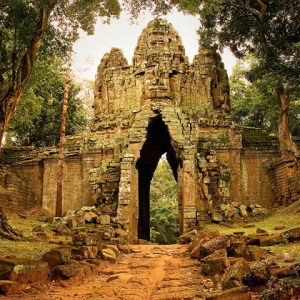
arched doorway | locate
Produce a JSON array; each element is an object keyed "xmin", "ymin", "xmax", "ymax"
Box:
[{"xmin": 136, "ymin": 115, "xmax": 180, "ymax": 240}]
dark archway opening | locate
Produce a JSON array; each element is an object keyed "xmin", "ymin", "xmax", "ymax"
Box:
[{"xmin": 136, "ymin": 115, "xmax": 180, "ymax": 240}]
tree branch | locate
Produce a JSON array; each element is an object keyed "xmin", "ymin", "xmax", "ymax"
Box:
[{"xmin": 256, "ymin": 0, "xmax": 267, "ymax": 19}]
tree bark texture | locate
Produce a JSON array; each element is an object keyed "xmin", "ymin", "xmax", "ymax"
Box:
[
  {"xmin": 277, "ymin": 88, "xmax": 299, "ymax": 160},
  {"xmin": 55, "ymin": 55, "xmax": 72, "ymax": 217}
]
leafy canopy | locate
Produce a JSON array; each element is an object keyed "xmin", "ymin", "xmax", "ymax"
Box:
[
  {"xmin": 197, "ymin": 0, "xmax": 300, "ymax": 91},
  {"xmin": 7, "ymin": 56, "xmax": 88, "ymax": 147},
  {"xmin": 231, "ymin": 56, "xmax": 300, "ymax": 136}
]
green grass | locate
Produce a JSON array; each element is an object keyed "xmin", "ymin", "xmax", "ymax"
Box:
[
  {"xmin": 263, "ymin": 242, "xmax": 300, "ymax": 263},
  {"xmin": 0, "ymin": 210, "xmax": 71, "ymax": 260},
  {"xmin": 204, "ymin": 207, "xmax": 300, "ymax": 236},
  {"xmin": 0, "ymin": 239, "xmax": 61, "ymax": 259},
  {"xmin": 204, "ymin": 206, "xmax": 300, "ymax": 262}
]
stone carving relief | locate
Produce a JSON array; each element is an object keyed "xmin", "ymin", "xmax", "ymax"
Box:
[{"xmin": 94, "ymin": 19, "xmax": 231, "ymax": 120}]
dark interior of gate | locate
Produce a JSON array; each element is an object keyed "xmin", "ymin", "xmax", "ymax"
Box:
[{"xmin": 136, "ymin": 115, "xmax": 180, "ymax": 240}]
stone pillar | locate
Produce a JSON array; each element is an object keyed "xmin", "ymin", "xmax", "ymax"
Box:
[
  {"xmin": 42, "ymin": 159, "xmax": 58, "ymax": 215},
  {"xmin": 116, "ymin": 153, "xmax": 135, "ymax": 233},
  {"xmin": 230, "ymin": 126, "xmax": 243, "ymax": 203},
  {"xmin": 181, "ymin": 147, "xmax": 197, "ymax": 232}
]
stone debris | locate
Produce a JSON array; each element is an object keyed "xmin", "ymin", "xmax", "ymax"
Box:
[
  {"xmin": 281, "ymin": 226, "xmax": 300, "ymax": 242},
  {"xmin": 101, "ymin": 248, "xmax": 118, "ymax": 262},
  {"xmin": 83, "ymin": 211, "xmax": 98, "ymax": 223},
  {"xmin": 222, "ymin": 258, "xmax": 250, "ymax": 289},
  {"xmin": 52, "ymin": 261, "xmax": 97, "ymax": 280},
  {"xmin": 198, "ymin": 236, "xmax": 228, "ymax": 259},
  {"xmin": 185, "ymin": 227, "xmax": 300, "ymax": 299},
  {"xmin": 201, "ymin": 249, "xmax": 230, "ymax": 276},
  {"xmin": 51, "ymin": 218, "xmax": 72, "ymax": 236},
  {"xmin": 212, "ymin": 203, "xmax": 269, "ymax": 224}
]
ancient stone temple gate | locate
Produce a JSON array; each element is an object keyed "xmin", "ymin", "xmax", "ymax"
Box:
[
  {"xmin": 91, "ymin": 19, "xmax": 233, "ymax": 239},
  {"xmin": 2, "ymin": 19, "xmax": 279, "ymax": 240}
]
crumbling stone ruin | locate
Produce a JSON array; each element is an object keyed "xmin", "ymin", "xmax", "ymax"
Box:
[{"xmin": 1, "ymin": 19, "xmax": 299, "ymax": 241}]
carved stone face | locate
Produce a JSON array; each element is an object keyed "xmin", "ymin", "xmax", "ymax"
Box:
[
  {"xmin": 133, "ymin": 19, "xmax": 187, "ymax": 103},
  {"xmin": 144, "ymin": 63, "xmax": 170, "ymax": 100}
]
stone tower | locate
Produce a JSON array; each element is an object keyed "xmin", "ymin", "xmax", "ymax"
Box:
[
  {"xmin": 91, "ymin": 19, "xmax": 239, "ymax": 240},
  {"xmin": 94, "ymin": 19, "xmax": 230, "ymax": 116}
]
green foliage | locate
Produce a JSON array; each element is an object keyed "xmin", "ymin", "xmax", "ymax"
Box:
[
  {"xmin": 197, "ymin": 0, "xmax": 300, "ymax": 87},
  {"xmin": 7, "ymin": 56, "xmax": 87, "ymax": 146},
  {"xmin": 231, "ymin": 56, "xmax": 300, "ymax": 136},
  {"xmin": 150, "ymin": 157, "xmax": 177, "ymax": 202},
  {"xmin": 150, "ymin": 157, "xmax": 179, "ymax": 244},
  {"xmin": 150, "ymin": 199, "xmax": 179, "ymax": 245}
]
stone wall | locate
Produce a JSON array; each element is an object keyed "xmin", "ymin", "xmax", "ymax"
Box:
[
  {"xmin": 2, "ymin": 123, "xmax": 276, "ymax": 229},
  {"xmin": 268, "ymin": 158, "xmax": 300, "ymax": 205},
  {"xmin": 0, "ymin": 166, "xmax": 37, "ymax": 209}
]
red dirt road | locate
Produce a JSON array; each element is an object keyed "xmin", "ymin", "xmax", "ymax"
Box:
[{"xmin": 3, "ymin": 245, "xmax": 219, "ymax": 300}]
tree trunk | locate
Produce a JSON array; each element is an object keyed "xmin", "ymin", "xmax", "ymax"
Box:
[
  {"xmin": 55, "ymin": 55, "xmax": 72, "ymax": 217},
  {"xmin": 277, "ymin": 87, "xmax": 299, "ymax": 160},
  {"xmin": 0, "ymin": 2, "xmax": 58, "ymax": 147}
]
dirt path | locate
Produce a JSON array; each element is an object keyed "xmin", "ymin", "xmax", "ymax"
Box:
[{"xmin": 4, "ymin": 245, "xmax": 218, "ymax": 300}]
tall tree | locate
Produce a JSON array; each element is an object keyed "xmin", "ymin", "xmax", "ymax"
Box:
[
  {"xmin": 193, "ymin": 0, "xmax": 300, "ymax": 159},
  {"xmin": 1, "ymin": 1, "xmax": 185, "ymax": 147},
  {"xmin": 56, "ymin": 55, "xmax": 72, "ymax": 217}
]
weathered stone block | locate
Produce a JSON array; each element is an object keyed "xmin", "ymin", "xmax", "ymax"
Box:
[
  {"xmin": 53, "ymin": 262, "xmax": 94, "ymax": 279},
  {"xmin": 83, "ymin": 212, "xmax": 98, "ymax": 223},
  {"xmin": 101, "ymin": 248, "xmax": 117, "ymax": 261},
  {"xmin": 71, "ymin": 246, "xmax": 98, "ymax": 259},
  {"xmin": 199, "ymin": 236, "xmax": 228, "ymax": 259},
  {"xmin": 258, "ymin": 234, "xmax": 287, "ymax": 246},
  {"xmin": 42, "ymin": 248, "xmax": 71, "ymax": 267},
  {"xmin": 0, "ymin": 258, "xmax": 49, "ymax": 283},
  {"xmin": 97, "ymin": 214, "xmax": 111, "ymax": 225},
  {"xmin": 202, "ymin": 249, "xmax": 230, "ymax": 276},
  {"xmin": 222, "ymin": 258, "xmax": 250, "ymax": 289}
]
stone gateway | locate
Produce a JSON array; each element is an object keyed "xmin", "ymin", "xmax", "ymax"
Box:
[{"xmin": 1, "ymin": 19, "xmax": 285, "ymax": 240}]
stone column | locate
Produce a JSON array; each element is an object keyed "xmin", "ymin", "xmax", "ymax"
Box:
[
  {"xmin": 42, "ymin": 159, "xmax": 58, "ymax": 215},
  {"xmin": 181, "ymin": 146, "xmax": 197, "ymax": 232},
  {"xmin": 230, "ymin": 126, "xmax": 243, "ymax": 203},
  {"xmin": 116, "ymin": 153, "xmax": 135, "ymax": 233}
]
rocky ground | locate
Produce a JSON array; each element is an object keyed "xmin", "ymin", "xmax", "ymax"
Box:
[
  {"xmin": 4, "ymin": 244, "xmax": 215, "ymax": 300},
  {"xmin": 1, "ymin": 204, "xmax": 300, "ymax": 299}
]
